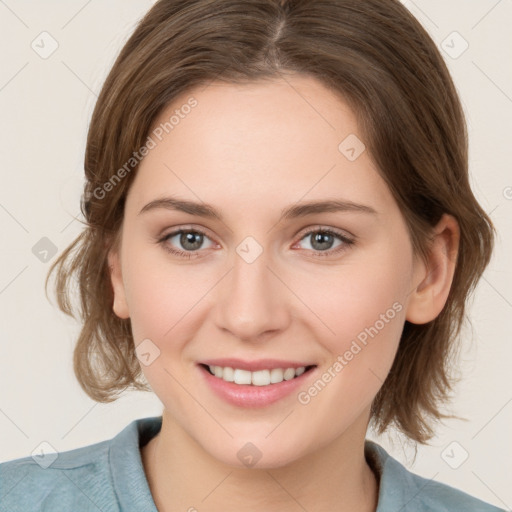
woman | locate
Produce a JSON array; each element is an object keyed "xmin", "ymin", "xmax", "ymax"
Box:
[{"xmin": 0, "ymin": 1, "xmax": 505, "ymax": 510}]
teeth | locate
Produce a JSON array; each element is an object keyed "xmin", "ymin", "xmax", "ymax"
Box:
[
  {"xmin": 222, "ymin": 366, "xmax": 234, "ymax": 382},
  {"xmin": 207, "ymin": 365, "xmax": 307, "ymax": 386},
  {"xmin": 251, "ymin": 369, "xmax": 270, "ymax": 386},
  {"xmin": 283, "ymin": 368, "xmax": 295, "ymax": 380},
  {"xmin": 233, "ymin": 368, "xmax": 252, "ymax": 385},
  {"xmin": 295, "ymin": 366, "xmax": 305, "ymax": 376},
  {"xmin": 270, "ymin": 368, "xmax": 284, "ymax": 384}
]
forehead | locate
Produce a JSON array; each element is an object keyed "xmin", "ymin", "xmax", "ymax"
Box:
[{"xmin": 127, "ymin": 75, "xmax": 396, "ymax": 220}]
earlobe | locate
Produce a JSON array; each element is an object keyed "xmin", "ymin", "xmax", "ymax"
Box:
[
  {"xmin": 107, "ymin": 248, "xmax": 130, "ymax": 320},
  {"xmin": 405, "ymin": 214, "xmax": 460, "ymax": 324}
]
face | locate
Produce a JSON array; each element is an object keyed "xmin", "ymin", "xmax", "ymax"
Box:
[{"xmin": 108, "ymin": 74, "xmax": 427, "ymax": 468}]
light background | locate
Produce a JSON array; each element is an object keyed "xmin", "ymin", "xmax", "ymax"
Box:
[{"xmin": 0, "ymin": 0, "xmax": 510, "ymax": 509}]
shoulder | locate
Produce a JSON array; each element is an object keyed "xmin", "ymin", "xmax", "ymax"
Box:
[
  {"xmin": 0, "ymin": 416, "xmax": 162, "ymax": 512},
  {"xmin": 0, "ymin": 438, "xmax": 117, "ymax": 512},
  {"xmin": 365, "ymin": 440, "xmax": 506, "ymax": 512}
]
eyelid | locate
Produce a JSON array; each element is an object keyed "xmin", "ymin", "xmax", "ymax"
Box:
[
  {"xmin": 158, "ymin": 223, "xmax": 356, "ymax": 258},
  {"xmin": 295, "ymin": 224, "xmax": 355, "ymax": 242},
  {"xmin": 291, "ymin": 226, "xmax": 355, "ymax": 258},
  {"xmin": 159, "ymin": 224, "xmax": 218, "ymax": 242},
  {"xmin": 159, "ymin": 224, "xmax": 354, "ymax": 243}
]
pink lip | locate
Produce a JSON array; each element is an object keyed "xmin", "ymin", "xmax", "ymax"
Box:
[
  {"xmin": 197, "ymin": 363, "xmax": 317, "ymax": 408},
  {"xmin": 199, "ymin": 358, "xmax": 315, "ymax": 372}
]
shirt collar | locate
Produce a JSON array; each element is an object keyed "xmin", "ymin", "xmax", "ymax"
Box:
[
  {"xmin": 109, "ymin": 416, "xmax": 429, "ymax": 512},
  {"xmin": 365, "ymin": 439, "xmax": 436, "ymax": 511},
  {"xmin": 109, "ymin": 415, "xmax": 162, "ymax": 511}
]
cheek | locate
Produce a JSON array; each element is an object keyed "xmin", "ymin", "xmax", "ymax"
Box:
[
  {"xmin": 297, "ymin": 243, "xmax": 412, "ymax": 376},
  {"xmin": 288, "ymin": 253, "xmax": 410, "ymax": 443},
  {"xmin": 121, "ymin": 245, "xmax": 213, "ymax": 415},
  {"xmin": 122, "ymin": 238, "xmax": 213, "ymax": 344}
]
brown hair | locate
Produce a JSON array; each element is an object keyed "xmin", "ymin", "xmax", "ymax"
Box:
[{"xmin": 46, "ymin": 0, "xmax": 494, "ymax": 444}]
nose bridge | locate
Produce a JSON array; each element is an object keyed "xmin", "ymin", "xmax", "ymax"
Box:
[{"xmin": 214, "ymin": 242, "xmax": 289, "ymax": 341}]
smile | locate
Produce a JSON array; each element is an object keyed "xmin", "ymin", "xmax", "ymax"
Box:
[
  {"xmin": 204, "ymin": 364, "xmax": 315, "ymax": 386},
  {"xmin": 197, "ymin": 360, "xmax": 318, "ymax": 408}
]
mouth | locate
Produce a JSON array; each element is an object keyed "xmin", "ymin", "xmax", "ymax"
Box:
[
  {"xmin": 199, "ymin": 363, "xmax": 317, "ymax": 386},
  {"xmin": 196, "ymin": 359, "xmax": 319, "ymax": 408}
]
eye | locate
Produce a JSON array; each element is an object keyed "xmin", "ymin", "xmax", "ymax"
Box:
[
  {"xmin": 293, "ymin": 227, "xmax": 355, "ymax": 257},
  {"xmin": 158, "ymin": 228, "xmax": 216, "ymax": 259},
  {"xmin": 158, "ymin": 225, "xmax": 355, "ymax": 259}
]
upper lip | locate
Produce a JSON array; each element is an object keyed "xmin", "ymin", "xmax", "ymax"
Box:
[{"xmin": 199, "ymin": 358, "xmax": 316, "ymax": 372}]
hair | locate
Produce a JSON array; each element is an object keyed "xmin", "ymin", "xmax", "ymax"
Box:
[{"xmin": 46, "ymin": 0, "xmax": 495, "ymax": 444}]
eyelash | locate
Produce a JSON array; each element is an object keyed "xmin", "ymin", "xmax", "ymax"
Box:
[{"xmin": 157, "ymin": 226, "xmax": 355, "ymax": 260}]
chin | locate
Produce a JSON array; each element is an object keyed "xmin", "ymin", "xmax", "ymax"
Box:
[{"xmin": 199, "ymin": 433, "xmax": 311, "ymax": 470}]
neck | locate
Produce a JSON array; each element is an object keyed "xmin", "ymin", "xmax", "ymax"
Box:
[{"xmin": 141, "ymin": 409, "xmax": 379, "ymax": 512}]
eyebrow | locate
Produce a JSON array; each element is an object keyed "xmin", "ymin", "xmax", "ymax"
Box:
[{"xmin": 138, "ymin": 196, "xmax": 378, "ymax": 221}]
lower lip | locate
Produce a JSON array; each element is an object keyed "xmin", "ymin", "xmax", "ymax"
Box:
[{"xmin": 198, "ymin": 364, "xmax": 316, "ymax": 408}]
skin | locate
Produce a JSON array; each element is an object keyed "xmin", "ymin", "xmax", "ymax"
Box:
[{"xmin": 108, "ymin": 74, "xmax": 459, "ymax": 512}]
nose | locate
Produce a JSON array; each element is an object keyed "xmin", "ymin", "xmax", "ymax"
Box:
[{"xmin": 213, "ymin": 246, "xmax": 291, "ymax": 343}]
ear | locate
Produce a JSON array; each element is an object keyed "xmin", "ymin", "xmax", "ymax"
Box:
[
  {"xmin": 405, "ymin": 213, "xmax": 460, "ymax": 324},
  {"xmin": 107, "ymin": 240, "xmax": 130, "ymax": 320}
]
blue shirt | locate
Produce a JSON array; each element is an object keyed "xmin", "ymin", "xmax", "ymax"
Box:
[{"xmin": 0, "ymin": 415, "xmax": 505, "ymax": 511}]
